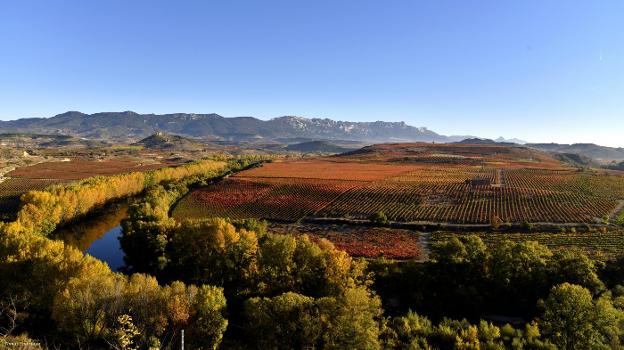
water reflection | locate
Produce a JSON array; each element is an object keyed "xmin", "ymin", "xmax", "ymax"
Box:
[{"xmin": 55, "ymin": 203, "xmax": 128, "ymax": 271}]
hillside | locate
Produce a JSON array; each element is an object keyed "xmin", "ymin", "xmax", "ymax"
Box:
[
  {"xmin": 0, "ymin": 133, "xmax": 109, "ymax": 148},
  {"xmin": 0, "ymin": 111, "xmax": 461, "ymax": 143},
  {"xmin": 132, "ymin": 132, "xmax": 209, "ymax": 151},
  {"xmin": 454, "ymin": 138, "xmax": 517, "ymax": 146},
  {"xmin": 284, "ymin": 141, "xmax": 357, "ymax": 153},
  {"xmin": 606, "ymin": 161, "xmax": 624, "ymax": 171},
  {"xmin": 528, "ymin": 143, "xmax": 624, "ymax": 161},
  {"xmin": 552, "ymin": 153, "xmax": 599, "ymax": 168},
  {"xmin": 338, "ymin": 142, "xmax": 563, "ymax": 168}
]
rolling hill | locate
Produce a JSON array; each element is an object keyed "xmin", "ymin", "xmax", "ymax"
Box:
[
  {"xmin": 528, "ymin": 143, "xmax": 624, "ymax": 161},
  {"xmin": 132, "ymin": 132, "xmax": 209, "ymax": 151},
  {"xmin": 284, "ymin": 141, "xmax": 357, "ymax": 153}
]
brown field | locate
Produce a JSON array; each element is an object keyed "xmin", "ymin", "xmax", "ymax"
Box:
[
  {"xmin": 234, "ymin": 159, "xmax": 416, "ymax": 181},
  {"xmin": 269, "ymin": 223, "xmax": 426, "ymax": 260},
  {"xmin": 8, "ymin": 158, "xmax": 173, "ymax": 180},
  {"xmin": 172, "ymin": 143, "xmax": 624, "ymax": 224},
  {"xmin": 341, "ymin": 143, "xmax": 567, "ymax": 169}
]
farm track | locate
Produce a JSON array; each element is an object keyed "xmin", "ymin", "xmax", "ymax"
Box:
[
  {"xmin": 418, "ymin": 232, "xmax": 431, "ymax": 261},
  {"xmin": 491, "ymin": 169, "xmax": 504, "ymax": 187}
]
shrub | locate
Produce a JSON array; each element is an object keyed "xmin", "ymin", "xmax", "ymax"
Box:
[{"xmin": 369, "ymin": 211, "xmax": 389, "ymax": 225}]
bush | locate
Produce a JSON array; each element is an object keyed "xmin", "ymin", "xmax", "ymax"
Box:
[
  {"xmin": 490, "ymin": 216, "xmax": 502, "ymax": 230},
  {"xmin": 369, "ymin": 211, "xmax": 389, "ymax": 225},
  {"xmin": 522, "ymin": 221, "xmax": 534, "ymax": 231}
]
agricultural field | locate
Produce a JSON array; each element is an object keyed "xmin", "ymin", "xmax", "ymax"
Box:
[
  {"xmin": 320, "ymin": 167, "xmax": 624, "ymax": 223},
  {"xmin": 7, "ymin": 158, "xmax": 174, "ymax": 180},
  {"xmin": 269, "ymin": 223, "xmax": 426, "ymax": 260},
  {"xmin": 173, "ymin": 143, "xmax": 624, "ymax": 226},
  {"xmin": 0, "ymin": 157, "xmax": 183, "ymax": 220},
  {"xmin": 431, "ymin": 230, "xmax": 624, "ymax": 260},
  {"xmin": 173, "ymin": 177, "xmax": 366, "ymax": 221}
]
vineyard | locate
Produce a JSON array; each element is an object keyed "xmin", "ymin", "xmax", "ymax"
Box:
[
  {"xmin": 173, "ymin": 144, "xmax": 624, "ymax": 225},
  {"xmin": 0, "ymin": 178, "xmax": 70, "ymax": 220},
  {"xmin": 269, "ymin": 223, "xmax": 425, "ymax": 260},
  {"xmin": 172, "ymin": 177, "xmax": 365, "ymax": 221},
  {"xmin": 320, "ymin": 168, "xmax": 624, "ymax": 223}
]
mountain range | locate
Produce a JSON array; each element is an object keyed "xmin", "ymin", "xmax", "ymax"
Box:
[
  {"xmin": 0, "ymin": 111, "xmax": 473, "ymax": 143},
  {"xmin": 1, "ymin": 111, "xmax": 623, "ymax": 161}
]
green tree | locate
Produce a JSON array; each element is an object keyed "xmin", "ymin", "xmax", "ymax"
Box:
[
  {"xmin": 540, "ymin": 283, "xmax": 624, "ymax": 350},
  {"xmin": 369, "ymin": 211, "xmax": 389, "ymax": 225},
  {"xmin": 244, "ymin": 287, "xmax": 382, "ymax": 350},
  {"xmin": 318, "ymin": 287, "xmax": 383, "ymax": 350},
  {"xmin": 187, "ymin": 285, "xmax": 228, "ymax": 350},
  {"xmin": 169, "ymin": 219, "xmax": 259, "ymax": 296},
  {"xmin": 383, "ymin": 310, "xmax": 433, "ymax": 349},
  {"xmin": 244, "ymin": 292, "xmax": 321, "ymax": 349},
  {"xmin": 430, "ymin": 236, "xmax": 487, "ymax": 266},
  {"xmin": 548, "ymin": 250, "xmax": 605, "ymax": 295},
  {"xmin": 490, "ymin": 241, "xmax": 551, "ymax": 314}
]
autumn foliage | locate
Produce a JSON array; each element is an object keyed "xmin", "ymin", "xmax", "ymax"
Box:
[{"xmin": 2, "ymin": 159, "xmax": 230, "ymax": 236}]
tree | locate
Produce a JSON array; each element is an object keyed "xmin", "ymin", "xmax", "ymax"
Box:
[
  {"xmin": 548, "ymin": 250, "xmax": 605, "ymax": 295},
  {"xmin": 318, "ymin": 287, "xmax": 383, "ymax": 349},
  {"xmin": 244, "ymin": 292, "xmax": 321, "ymax": 349},
  {"xmin": 187, "ymin": 285, "xmax": 228, "ymax": 350},
  {"xmin": 430, "ymin": 236, "xmax": 487, "ymax": 266},
  {"xmin": 0, "ymin": 294, "xmax": 23, "ymax": 337},
  {"xmin": 169, "ymin": 219, "xmax": 259, "ymax": 296},
  {"xmin": 369, "ymin": 211, "xmax": 389, "ymax": 225},
  {"xmin": 490, "ymin": 241, "xmax": 552, "ymax": 314},
  {"xmin": 383, "ymin": 310, "xmax": 433, "ymax": 349},
  {"xmin": 540, "ymin": 283, "xmax": 624, "ymax": 350},
  {"xmin": 244, "ymin": 287, "xmax": 383, "ymax": 350},
  {"xmin": 52, "ymin": 264, "xmax": 127, "ymax": 343}
]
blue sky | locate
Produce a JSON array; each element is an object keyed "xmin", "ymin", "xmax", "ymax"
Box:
[{"xmin": 1, "ymin": 1, "xmax": 623, "ymax": 146}]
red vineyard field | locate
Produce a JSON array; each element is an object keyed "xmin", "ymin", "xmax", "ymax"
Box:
[
  {"xmin": 270, "ymin": 223, "xmax": 426, "ymax": 260},
  {"xmin": 173, "ymin": 150, "xmax": 624, "ymax": 224},
  {"xmin": 172, "ymin": 177, "xmax": 366, "ymax": 221},
  {"xmin": 233, "ymin": 160, "xmax": 416, "ymax": 181}
]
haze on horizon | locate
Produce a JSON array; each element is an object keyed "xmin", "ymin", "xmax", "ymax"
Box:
[{"xmin": 1, "ymin": 1, "xmax": 622, "ymax": 147}]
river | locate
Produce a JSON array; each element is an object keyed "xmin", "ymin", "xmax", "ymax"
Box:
[{"xmin": 54, "ymin": 202, "xmax": 129, "ymax": 271}]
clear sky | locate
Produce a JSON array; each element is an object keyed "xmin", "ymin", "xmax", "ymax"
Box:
[{"xmin": 1, "ymin": 1, "xmax": 623, "ymax": 146}]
